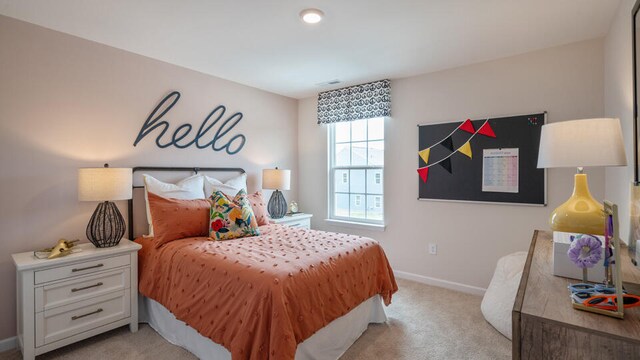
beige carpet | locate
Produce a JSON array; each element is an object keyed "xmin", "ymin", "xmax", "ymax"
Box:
[{"xmin": 0, "ymin": 278, "xmax": 510, "ymax": 360}]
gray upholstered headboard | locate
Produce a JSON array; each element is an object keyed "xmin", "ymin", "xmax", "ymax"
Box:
[{"xmin": 128, "ymin": 166, "xmax": 246, "ymax": 240}]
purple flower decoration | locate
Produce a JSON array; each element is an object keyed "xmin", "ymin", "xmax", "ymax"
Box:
[{"xmin": 568, "ymin": 234, "xmax": 602, "ymax": 269}]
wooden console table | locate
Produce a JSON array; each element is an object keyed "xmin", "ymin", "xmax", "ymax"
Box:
[{"xmin": 512, "ymin": 230, "xmax": 640, "ymax": 359}]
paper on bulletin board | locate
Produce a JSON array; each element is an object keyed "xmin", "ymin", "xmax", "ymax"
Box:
[{"xmin": 482, "ymin": 148, "xmax": 519, "ymax": 193}]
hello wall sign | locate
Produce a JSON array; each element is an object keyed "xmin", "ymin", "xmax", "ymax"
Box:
[{"xmin": 133, "ymin": 91, "xmax": 246, "ymax": 155}]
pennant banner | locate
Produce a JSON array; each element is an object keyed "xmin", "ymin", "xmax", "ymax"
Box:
[
  {"xmin": 438, "ymin": 158, "xmax": 452, "ymax": 173},
  {"xmin": 459, "ymin": 119, "xmax": 475, "ymax": 134},
  {"xmin": 417, "ymin": 167, "xmax": 429, "ymax": 183},
  {"xmin": 478, "ymin": 122, "xmax": 496, "ymax": 138},
  {"xmin": 459, "ymin": 141, "xmax": 472, "ymax": 159},
  {"xmin": 418, "ymin": 148, "xmax": 431, "ymax": 164},
  {"xmin": 440, "ymin": 136, "xmax": 454, "ymax": 151},
  {"xmin": 416, "ymin": 118, "xmax": 496, "ymax": 184}
]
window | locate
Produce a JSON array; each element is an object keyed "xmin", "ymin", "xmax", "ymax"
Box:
[{"xmin": 329, "ymin": 117, "xmax": 384, "ymax": 223}]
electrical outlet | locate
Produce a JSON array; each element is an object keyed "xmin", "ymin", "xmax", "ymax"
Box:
[{"xmin": 428, "ymin": 243, "xmax": 437, "ymax": 255}]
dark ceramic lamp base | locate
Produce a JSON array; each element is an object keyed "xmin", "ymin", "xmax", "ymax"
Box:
[
  {"xmin": 267, "ymin": 190, "xmax": 287, "ymax": 219},
  {"xmin": 86, "ymin": 201, "xmax": 125, "ymax": 248}
]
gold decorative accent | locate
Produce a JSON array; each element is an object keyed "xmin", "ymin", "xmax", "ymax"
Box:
[{"xmin": 34, "ymin": 239, "xmax": 79, "ymax": 259}]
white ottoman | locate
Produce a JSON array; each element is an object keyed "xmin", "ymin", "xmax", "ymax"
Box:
[{"xmin": 481, "ymin": 251, "xmax": 527, "ymax": 340}]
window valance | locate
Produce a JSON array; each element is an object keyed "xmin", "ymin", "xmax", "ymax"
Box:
[{"xmin": 317, "ymin": 79, "xmax": 391, "ymax": 124}]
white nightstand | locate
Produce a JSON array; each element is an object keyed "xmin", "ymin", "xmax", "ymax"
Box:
[
  {"xmin": 12, "ymin": 239, "xmax": 141, "ymax": 360},
  {"xmin": 268, "ymin": 213, "xmax": 313, "ymax": 229}
]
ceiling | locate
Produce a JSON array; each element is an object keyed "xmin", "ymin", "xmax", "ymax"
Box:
[{"xmin": 0, "ymin": 0, "xmax": 621, "ymax": 99}]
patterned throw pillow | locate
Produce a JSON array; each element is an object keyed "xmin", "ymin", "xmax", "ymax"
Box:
[{"xmin": 209, "ymin": 190, "xmax": 260, "ymax": 240}]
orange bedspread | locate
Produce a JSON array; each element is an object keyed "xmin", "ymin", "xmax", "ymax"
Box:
[{"xmin": 137, "ymin": 224, "xmax": 397, "ymax": 360}]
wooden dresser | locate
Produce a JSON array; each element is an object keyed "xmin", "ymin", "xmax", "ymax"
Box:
[{"xmin": 513, "ymin": 231, "xmax": 640, "ymax": 359}]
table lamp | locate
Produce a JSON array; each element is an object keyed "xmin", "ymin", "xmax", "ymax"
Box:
[
  {"xmin": 262, "ymin": 167, "xmax": 291, "ymax": 219},
  {"xmin": 78, "ymin": 164, "xmax": 132, "ymax": 247},
  {"xmin": 537, "ymin": 118, "xmax": 626, "ymax": 235}
]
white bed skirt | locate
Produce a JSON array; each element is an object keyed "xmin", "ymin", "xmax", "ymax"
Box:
[{"xmin": 139, "ymin": 295, "xmax": 386, "ymax": 360}]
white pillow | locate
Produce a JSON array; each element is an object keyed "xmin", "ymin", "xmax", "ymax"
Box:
[
  {"xmin": 204, "ymin": 173, "xmax": 247, "ymax": 198},
  {"xmin": 143, "ymin": 174, "xmax": 205, "ymax": 236},
  {"xmin": 481, "ymin": 251, "xmax": 527, "ymax": 340}
]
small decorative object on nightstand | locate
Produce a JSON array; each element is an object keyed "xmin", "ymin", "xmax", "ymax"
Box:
[
  {"xmin": 269, "ymin": 213, "xmax": 313, "ymax": 229},
  {"xmin": 262, "ymin": 167, "xmax": 291, "ymax": 219},
  {"xmin": 12, "ymin": 239, "xmax": 141, "ymax": 360},
  {"xmin": 288, "ymin": 201, "xmax": 299, "ymax": 214},
  {"xmin": 78, "ymin": 164, "xmax": 132, "ymax": 247}
]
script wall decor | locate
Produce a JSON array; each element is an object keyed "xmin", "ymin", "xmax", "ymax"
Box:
[{"xmin": 133, "ymin": 91, "xmax": 247, "ymax": 155}]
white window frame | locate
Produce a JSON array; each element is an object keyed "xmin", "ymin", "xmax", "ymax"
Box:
[{"xmin": 328, "ymin": 117, "xmax": 385, "ymax": 225}]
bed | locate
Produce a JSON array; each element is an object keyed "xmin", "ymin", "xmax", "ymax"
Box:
[{"xmin": 129, "ymin": 167, "xmax": 398, "ymax": 360}]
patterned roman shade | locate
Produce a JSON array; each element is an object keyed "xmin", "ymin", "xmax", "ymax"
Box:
[{"xmin": 317, "ymin": 79, "xmax": 391, "ymax": 124}]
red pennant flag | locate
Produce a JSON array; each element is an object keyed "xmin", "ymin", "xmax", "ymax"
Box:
[
  {"xmin": 478, "ymin": 121, "xmax": 496, "ymax": 138},
  {"xmin": 417, "ymin": 168, "xmax": 429, "ymax": 183},
  {"xmin": 459, "ymin": 119, "xmax": 475, "ymax": 134}
]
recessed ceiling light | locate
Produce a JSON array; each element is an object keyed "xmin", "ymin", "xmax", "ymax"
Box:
[{"xmin": 300, "ymin": 8, "xmax": 324, "ymax": 24}]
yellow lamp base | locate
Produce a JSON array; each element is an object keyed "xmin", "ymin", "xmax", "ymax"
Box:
[{"xmin": 550, "ymin": 173, "xmax": 604, "ymax": 236}]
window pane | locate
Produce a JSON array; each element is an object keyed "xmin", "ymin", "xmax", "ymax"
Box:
[
  {"xmin": 335, "ymin": 193, "xmax": 349, "ymax": 217},
  {"xmin": 350, "ymin": 169, "xmax": 366, "ymax": 193},
  {"xmin": 350, "ymin": 194, "xmax": 366, "ymax": 219},
  {"xmin": 366, "ymin": 169, "xmax": 383, "ymax": 195},
  {"xmin": 368, "ymin": 117, "xmax": 384, "ymax": 141},
  {"xmin": 335, "ymin": 122, "xmax": 350, "ymax": 143},
  {"xmin": 351, "ymin": 142, "xmax": 367, "ymax": 166},
  {"xmin": 330, "ymin": 117, "xmax": 384, "ymax": 224},
  {"xmin": 366, "ymin": 195, "xmax": 383, "ymax": 221},
  {"xmin": 335, "ymin": 170, "xmax": 349, "ymax": 193},
  {"xmin": 335, "ymin": 143, "xmax": 350, "ymax": 166},
  {"xmin": 351, "ymin": 119, "xmax": 367, "ymax": 142},
  {"xmin": 367, "ymin": 141, "xmax": 384, "ymax": 166}
]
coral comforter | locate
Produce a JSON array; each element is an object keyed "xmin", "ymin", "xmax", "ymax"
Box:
[{"xmin": 137, "ymin": 224, "xmax": 397, "ymax": 360}]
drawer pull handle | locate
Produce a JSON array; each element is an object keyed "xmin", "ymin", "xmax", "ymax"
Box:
[
  {"xmin": 71, "ymin": 282, "xmax": 103, "ymax": 292},
  {"xmin": 71, "ymin": 308, "xmax": 103, "ymax": 320},
  {"xmin": 71, "ymin": 264, "xmax": 104, "ymax": 272}
]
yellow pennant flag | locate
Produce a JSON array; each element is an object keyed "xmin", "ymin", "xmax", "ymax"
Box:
[
  {"xmin": 418, "ymin": 148, "xmax": 431, "ymax": 164},
  {"xmin": 459, "ymin": 141, "xmax": 472, "ymax": 159}
]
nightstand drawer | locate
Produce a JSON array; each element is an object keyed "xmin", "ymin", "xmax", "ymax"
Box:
[
  {"xmin": 36, "ymin": 289, "xmax": 130, "ymax": 346},
  {"xmin": 34, "ymin": 254, "xmax": 130, "ymax": 284},
  {"xmin": 287, "ymin": 219, "xmax": 310, "ymax": 228},
  {"xmin": 35, "ymin": 268, "xmax": 130, "ymax": 312}
]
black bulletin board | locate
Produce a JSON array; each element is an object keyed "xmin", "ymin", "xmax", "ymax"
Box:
[{"xmin": 418, "ymin": 113, "xmax": 546, "ymax": 205}]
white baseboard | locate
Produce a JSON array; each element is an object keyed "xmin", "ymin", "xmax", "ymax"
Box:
[
  {"xmin": 394, "ymin": 270, "xmax": 486, "ymax": 296},
  {"xmin": 0, "ymin": 336, "xmax": 17, "ymax": 352}
]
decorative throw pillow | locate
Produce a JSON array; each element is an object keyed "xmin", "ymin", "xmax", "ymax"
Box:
[
  {"xmin": 204, "ymin": 173, "xmax": 247, "ymax": 199},
  {"xmin": 147, "ymin": 192, "xmax": 211, "ymax": 248},
  {"xmin": 209, "ymin": 189, "xmax": 260, "ymax": 240},
  {"xmin": 143, "ymin": 174, "xmax": 205, "ymax": 236},
  {"xmin": 247, "ymin": 191, "xmax": 269, "ymax": 226}
]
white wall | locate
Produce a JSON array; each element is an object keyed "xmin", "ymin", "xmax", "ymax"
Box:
[
  {"xmin": 0, "ymin": 15, "xmax": 298, "ymax": 340},
  {"xmin": 299, "ymin": 39, "xmax": 605, "ymax": 291},
  {"xmin": 604, "ymin": 0, "xmax": 636, "ymax": 243}
]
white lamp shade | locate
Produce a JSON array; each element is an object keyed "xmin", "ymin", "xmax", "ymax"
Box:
[
  {"xmin": 78, "ymin": 167, "xmax": 133, "ymax": 201},
  {"xmin": 537, "ymin": 118, "xmax": 627, "ymax": 168},
  {"xmin": 262, "ymin": 169, "xmax": 291, "ymax": 190}
]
